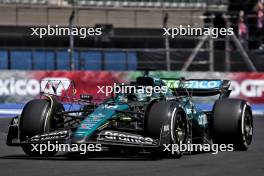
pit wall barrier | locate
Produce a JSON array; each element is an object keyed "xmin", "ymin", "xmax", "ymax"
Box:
[{"xmin": 0, "ymin": 71, "xmax": 263, "ymax": 116}]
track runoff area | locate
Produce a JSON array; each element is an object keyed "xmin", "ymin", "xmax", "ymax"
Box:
[{"xmin": 0, "ymin": 104, "xmax": 263, "ymax": 176}]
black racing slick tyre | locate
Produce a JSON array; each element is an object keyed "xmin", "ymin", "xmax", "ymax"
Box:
[
  {"xmin": 20, "ymin": 99, "xmax": 59, "ymax": 157},
  {"xmin": 212, "ymin": 99, "xmax": 253, "ymax": 151},
  {"xmin": 146, "ymin": 101, "xmax": 188, "ymax": 158}
]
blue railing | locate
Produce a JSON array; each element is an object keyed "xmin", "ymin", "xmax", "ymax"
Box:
[{"xmin": 0, "ymin": 49, "xmax": 138, "ymax": 70}]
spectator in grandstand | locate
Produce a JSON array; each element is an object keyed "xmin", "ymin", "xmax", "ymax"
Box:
[
  {"xmin": 238, "ymin": 10, "xmax": 248, "ymax": 50},
  {"xmin": 257, "ymin": 1, "xmax": 264, "ymax": 49}
]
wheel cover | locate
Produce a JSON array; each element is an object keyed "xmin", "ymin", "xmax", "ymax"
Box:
[
  {"xmin": 243, "ymin": 109, "xmax": 253, "ymax": 145},
  {"xmin": 172, "ymin": 111, "xmax": 188, "ymax": 144}
]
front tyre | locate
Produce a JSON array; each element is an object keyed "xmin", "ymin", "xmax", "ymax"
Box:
[
  {"xmin": 146, "ymin": 101, "xmax": 188, "ymax": 158},
  {"xmin": 20, "ymin": 99, "xmax": 61, "ymax": 156}
]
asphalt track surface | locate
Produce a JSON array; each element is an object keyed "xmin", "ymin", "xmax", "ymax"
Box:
[{"xmin": 0, "ymin": 116, "xmax": 263, "ymax": 176}]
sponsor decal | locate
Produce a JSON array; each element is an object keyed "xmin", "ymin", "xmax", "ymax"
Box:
[
  {"xmin": 41, "ymin": 77, "xmax": 71, "ymax": 96},
  {"xmin": 231, "ymin": 80, "xmax": 264, "ymax": 98},
  {"xmin": 163, "ymin": 125, "xmax": 170, "ymax": 132},
  {"xmin": 163, "ymin": 80, "xmax": 221, "ymax": 89},
  {"xmin": 0, "ymin": 78, "xmax": 39, "ymax": 96},
  {"xmin": 99, "ymin": 130, "xmax": 155, "ymax": 145},
  {"xmin": 103, "ymin": 104, "xmax": 118, "ymax": 109},
  {"xmin": 197, "ymin": 114, "xmax": 207, "ymax": 126},
  {"xmin": 0, "ymin": 77, "xmax": 71, "ymax": 96},
  {"xmin": 30, "ymin": 130, "xmax": 69, "ymax": 142}
]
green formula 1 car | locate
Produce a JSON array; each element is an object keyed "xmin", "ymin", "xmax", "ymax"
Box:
[{"xmin": 6, "ymin": 75, "xmax": 253, "ymax": 158}]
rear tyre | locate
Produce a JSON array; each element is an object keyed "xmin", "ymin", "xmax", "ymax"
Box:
[
  {"xmin": 212, "ymin": 99, "xmax": 253, "ymax": 151},
  {"xmin": 20, "ymin": 99, "xmax": 60, "ymax": 156},
  {"xmin": 146, "ymin": 101, "xmax": 188, "ymax": 158}
]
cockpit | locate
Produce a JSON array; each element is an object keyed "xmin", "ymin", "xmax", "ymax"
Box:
[{"xmin": 114, "ymin": 76, "xmax": 173, "ymax": 103}]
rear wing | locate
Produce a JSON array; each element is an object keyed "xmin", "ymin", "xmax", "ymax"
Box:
[{"xmin": 161, "ymin": 78, "xmax": 231, "ymax": 97}]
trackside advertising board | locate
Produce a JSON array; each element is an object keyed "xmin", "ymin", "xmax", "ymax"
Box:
[{"xmin": 0, "ymin": 71, "xmax": 263, "ymax": 104}]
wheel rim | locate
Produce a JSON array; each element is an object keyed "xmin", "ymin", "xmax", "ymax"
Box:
[
  {"xmin": 173, "ymin": 112, "xmax": 187, "ymax": 144},
  {"xmin": 243, "ymin": 109, "xmax": 253, "ymax": 145}
]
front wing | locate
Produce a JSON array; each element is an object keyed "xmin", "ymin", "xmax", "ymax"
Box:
[{"xmin": 6, "ymin": 116, "xmax": 172, "ymax": 149}]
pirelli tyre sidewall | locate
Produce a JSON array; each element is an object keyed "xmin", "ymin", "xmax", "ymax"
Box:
[
  {"xmin": 212, "ymin": 98, "xmax": 253, "ymax": 151},
  {"xmin": 19, "ymin": 99, "xmax": 58, "ymax": 156},
  {"xmin": 146, "ymin": 100, "xmax": 188, "ymax": 158}
]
